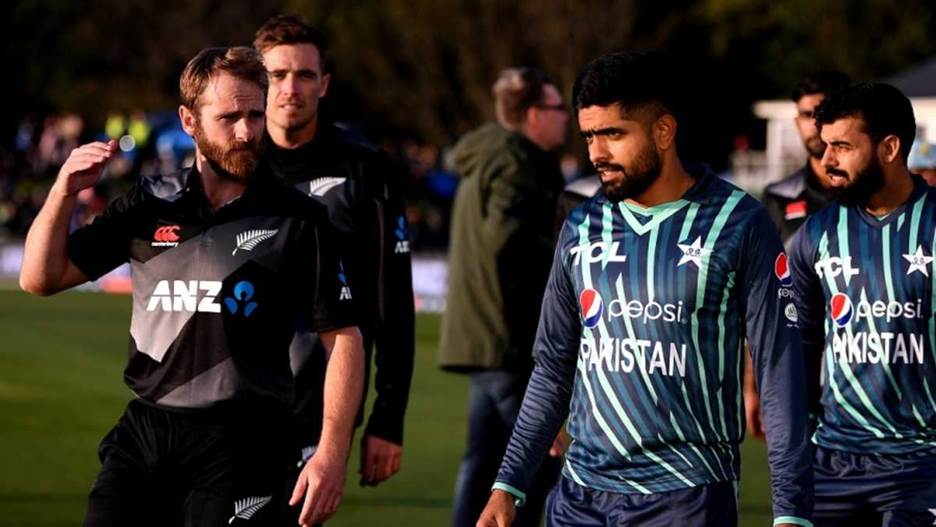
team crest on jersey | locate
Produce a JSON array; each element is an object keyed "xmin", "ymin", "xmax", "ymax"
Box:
[
  {"xmin": 676, "ymin": 236, "xmax": 709, "ymax": 268},
  {"xmin": 579, "ymin": 288, "xmax": 603, "ymax": 328},
  {"xmin": 830, "ymin": 293, "xmax": 853, "ymax": 327},
  {"xmin": 774, "ymin": 253, "xmax": 792, "ymax": 287},
  {"xmin": 903, "ymin": 245, "xmax": 933, "ymax": 277},
  {"xmin": 308, "ymin": 177, "xmax": 346, "ymax": 197},
  {"xmin": 228, "ymin": 495, "xmax": 272, "ymax": 523},
  {"xmin": 152, "ymin": 225, "xmax": 180, "ymax": 247},
  {"xmin": 232, "ymin": 229, "xmax": 278, "ymax": 256}
]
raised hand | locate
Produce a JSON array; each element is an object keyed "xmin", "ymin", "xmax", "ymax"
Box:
[{"xmin": 52, "ymin": 140, "xmax": 118, "ymax": 197}]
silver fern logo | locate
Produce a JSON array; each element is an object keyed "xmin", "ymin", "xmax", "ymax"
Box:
[
  {"xmin": 228, "ymin": 495, "xmax": 272, "ymax": 524},
  {"xmin": 308, "ymin": 177, "xmax": 346, "ymax": 196},
  {"xmin": 232, "ymin": 229, "xmax": 279, "ymax": 255}
]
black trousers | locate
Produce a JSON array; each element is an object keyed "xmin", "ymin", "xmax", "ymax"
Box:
[{"xmin": 83, "ymin": 399, "xmax": 292, "ymax": 527}]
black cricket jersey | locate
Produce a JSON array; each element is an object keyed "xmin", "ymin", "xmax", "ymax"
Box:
[
  {"xmin": 67, "ymin": 164, "xmax": 357, "ymax": 410},
  {"xmin": 263, "ymin": 125, "xmax": 415, "ymax": 445}
]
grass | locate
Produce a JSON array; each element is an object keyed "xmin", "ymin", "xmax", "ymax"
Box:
[{"xmin": 0, "ymin": 289, "xmax": 775, "ymax": 525}]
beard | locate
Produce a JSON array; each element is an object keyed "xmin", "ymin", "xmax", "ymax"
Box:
[
  {"xmin": 597, "ymin": 141, "xmax": 662, "ymax": 203},
  {"xmin": 193, "ymin": 122, "xmax": 260, "ymax": 181},
  {"xmin": 805, "ymin": 135, "xmax": 826, "ymax": 159},
  {"xmin": 827, "ymin": 158, "xmax": 886, "ymax": 207}
]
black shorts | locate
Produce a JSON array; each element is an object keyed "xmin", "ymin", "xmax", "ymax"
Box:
[{"xmin": 83, "ymin": 399, "xmax": 293, "ymax": 527}]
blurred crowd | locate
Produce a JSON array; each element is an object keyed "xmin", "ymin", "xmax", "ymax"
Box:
[
  {"xmin": 0, "ymin": 111, "xmax": 195, "ymax": 241},
  {"xmin": 0, "ymin": 111, "xmax": 580, "ymax": 252}
]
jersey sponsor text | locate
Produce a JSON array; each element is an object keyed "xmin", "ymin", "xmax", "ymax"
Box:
[
  {"xmin": 580, "ymin": 336, "xmax": 688, "ymax": 377},
  {"xmin": 146, "ymin": 280, "xmax": 222, "ymax": 313}
]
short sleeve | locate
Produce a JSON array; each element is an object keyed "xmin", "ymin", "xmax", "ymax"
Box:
[
  {"xmin": 300, "ymin": 217, "xmax": 359, "ymax": 332},
  {"xmin": 66, "ymin": 187, "xmax": 141, "ymax": 280}
]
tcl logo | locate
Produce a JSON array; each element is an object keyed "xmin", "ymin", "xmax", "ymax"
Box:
[
  {"xmin": 815, "ymin": 256, "xmax": 860, "ymax": 283},
  {"xmin": 152, "ymin": 225, "xmax": 181, "ymax": 247},
  {"xmin": 570, "ymin": 241, "xmax": 627, "ymax": 266},
  {"xmin": 146, "ymin": 280, "xmax": 222, "ymax": 313}
]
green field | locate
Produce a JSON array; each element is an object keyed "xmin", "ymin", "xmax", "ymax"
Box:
[{"xmin": 0, "ymin": 289, "xmax": 775, "ymax": 526}]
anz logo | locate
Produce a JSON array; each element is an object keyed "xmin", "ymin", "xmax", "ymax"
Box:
[
  {"xmin": 394, "ymin": 216, "xmax": 410, "ymax": 254},
  {"xmin": 338, "ymin": 262, "xmax": 353, "ymax": 301},
  {"xmin": 224, "ymin": 281, "xmax": 259, "ymax": 317},
  {"xmin": 146, "ymin": 280, "xmax": 222, "ymax": 313}
]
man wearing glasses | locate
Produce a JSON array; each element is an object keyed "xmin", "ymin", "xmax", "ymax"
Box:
[{"xmin": 440, "ymin": 67, "xmax": 569, "ymax": 527}]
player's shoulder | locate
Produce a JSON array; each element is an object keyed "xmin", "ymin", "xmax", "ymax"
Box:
[
  {"xmin": 263, "ymin": 176, "xmax": 330, "ymax": 222},
  {"xmin": 99, "ymin": 168, "xmax": 187, "ymax": 219},
  {"xmin": 787, "ymin": 201, "xmax": 840, "ymax": 257},
  {"xmin": 564, "ymin": 174, "xmax": 602, "ymax": 200},
  {"xmin": 557, "ymin": 191, "xmax": 609, "ymax": 252},
  {"xmin": 568, "ymin": 190, "xmax": 606, "ymax": 224},
  {"xmin": 764, "ymin": 167, "xmax": 808, "ymax": 200},
  {"xmin": 919, "ymin": 178, "xmax": 936, "ymax": 206},
  {"xmin": 139, "ymin": 167, "xmax": 192, "ymax": 202},
  {"xmin": 687, "ymin": 166, "xmax": 764, "ymax": 218},
  {"xmin": 327, "ymin": 125, "xmax": 405, "ymax": 191},
  {"xmin": 800, "ymin": 200, "xmax": 840, "ymax": 234},
  {"xmin": 326, "ymin": 125, "xmax": 391, "ymax": 167}
]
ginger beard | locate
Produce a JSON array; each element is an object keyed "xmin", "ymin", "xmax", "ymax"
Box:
[
  {"xmin": 596, "ymin": 138, "xmax": 663, "ymax": 203},
  {"xmin": 193, "ymin": 118, "xmax": 261, "ymax": 181}
]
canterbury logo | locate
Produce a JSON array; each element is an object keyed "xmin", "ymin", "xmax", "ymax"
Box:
[
  {"xmin": 308, "ymin": 177, "xmax": 346, "ymax": 196},
  {"xmin": 228, "ymin": 495, "xmax": 272, "ymax": 524},
  {"xmin": 232, "ymin": 229, "xmax": 279, "ymax": 255},
  {"xmin": 152, "ymin": 225, "xmax": 180, "ymax": 247}
]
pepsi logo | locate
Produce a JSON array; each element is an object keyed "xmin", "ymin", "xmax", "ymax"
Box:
[
  {"xmin": 830, "ymin": 293, "xmax": 853, "ymax": 327},
  {"xmin": 775, "ymin": 253, "xmax": 792, "ymax": 287},
  {"xmin": 579, "ymin": 288, "xmax": 604, "ymax": 328}
]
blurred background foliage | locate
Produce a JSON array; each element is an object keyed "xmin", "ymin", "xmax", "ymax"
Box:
[{"xmin": 4, "ymin": 0, "xmax": 936, "ymax": 160}]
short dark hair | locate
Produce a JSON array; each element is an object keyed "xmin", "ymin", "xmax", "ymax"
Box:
[
  {"xmin": 572, "ymin": 50, "xmax": 682, "ymax": 122},
  {"xmin": 254, "ymin": 15, "xmax": 329, "ymax": 71},
  {"xmin": 791, "ymin": 70, "xmax": 851, "ymax": 102},
  {"xmin": 492, "ymin": 67, "xmax": 556, "ymax": 130},
  {"xmin": 815, "ymin": 82, "xmax": 916, "ymax": 162},
  {"xmin": 179, "ymin": 47, "xmax": 267, "ymax": 111}
]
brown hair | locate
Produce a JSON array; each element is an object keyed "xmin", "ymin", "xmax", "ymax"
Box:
[
  {"xmin": 253, "ymin": 15, "xmax": 328, "ymax": 70},
  {"xmin": 179, "ymin": 47, "xmax": 268, "ymax": 111},
  {"xmin": 492, "ymin": 67, "xmax": 556, "ymax": 130}
]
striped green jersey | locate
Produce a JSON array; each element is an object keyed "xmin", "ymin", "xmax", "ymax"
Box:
[
  {"xmin": 495, "ymin": 167, "xmax": 813, "ymax": 523},
  {"xmin": 790, "ymin": 177, "xmax": 936, "ymax": 454}
]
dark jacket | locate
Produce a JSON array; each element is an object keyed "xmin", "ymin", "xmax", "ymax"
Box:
[
  {"xmin": 554, "ymin": 174, "xmax": 601, "ymax": 239},
  {"xmin": 439, "ymin": 123, "xmax": 563, "ymax": 372},
  {"xmin": 763, "ymin": 163, "xmax": 832, "ymax": 246}
]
